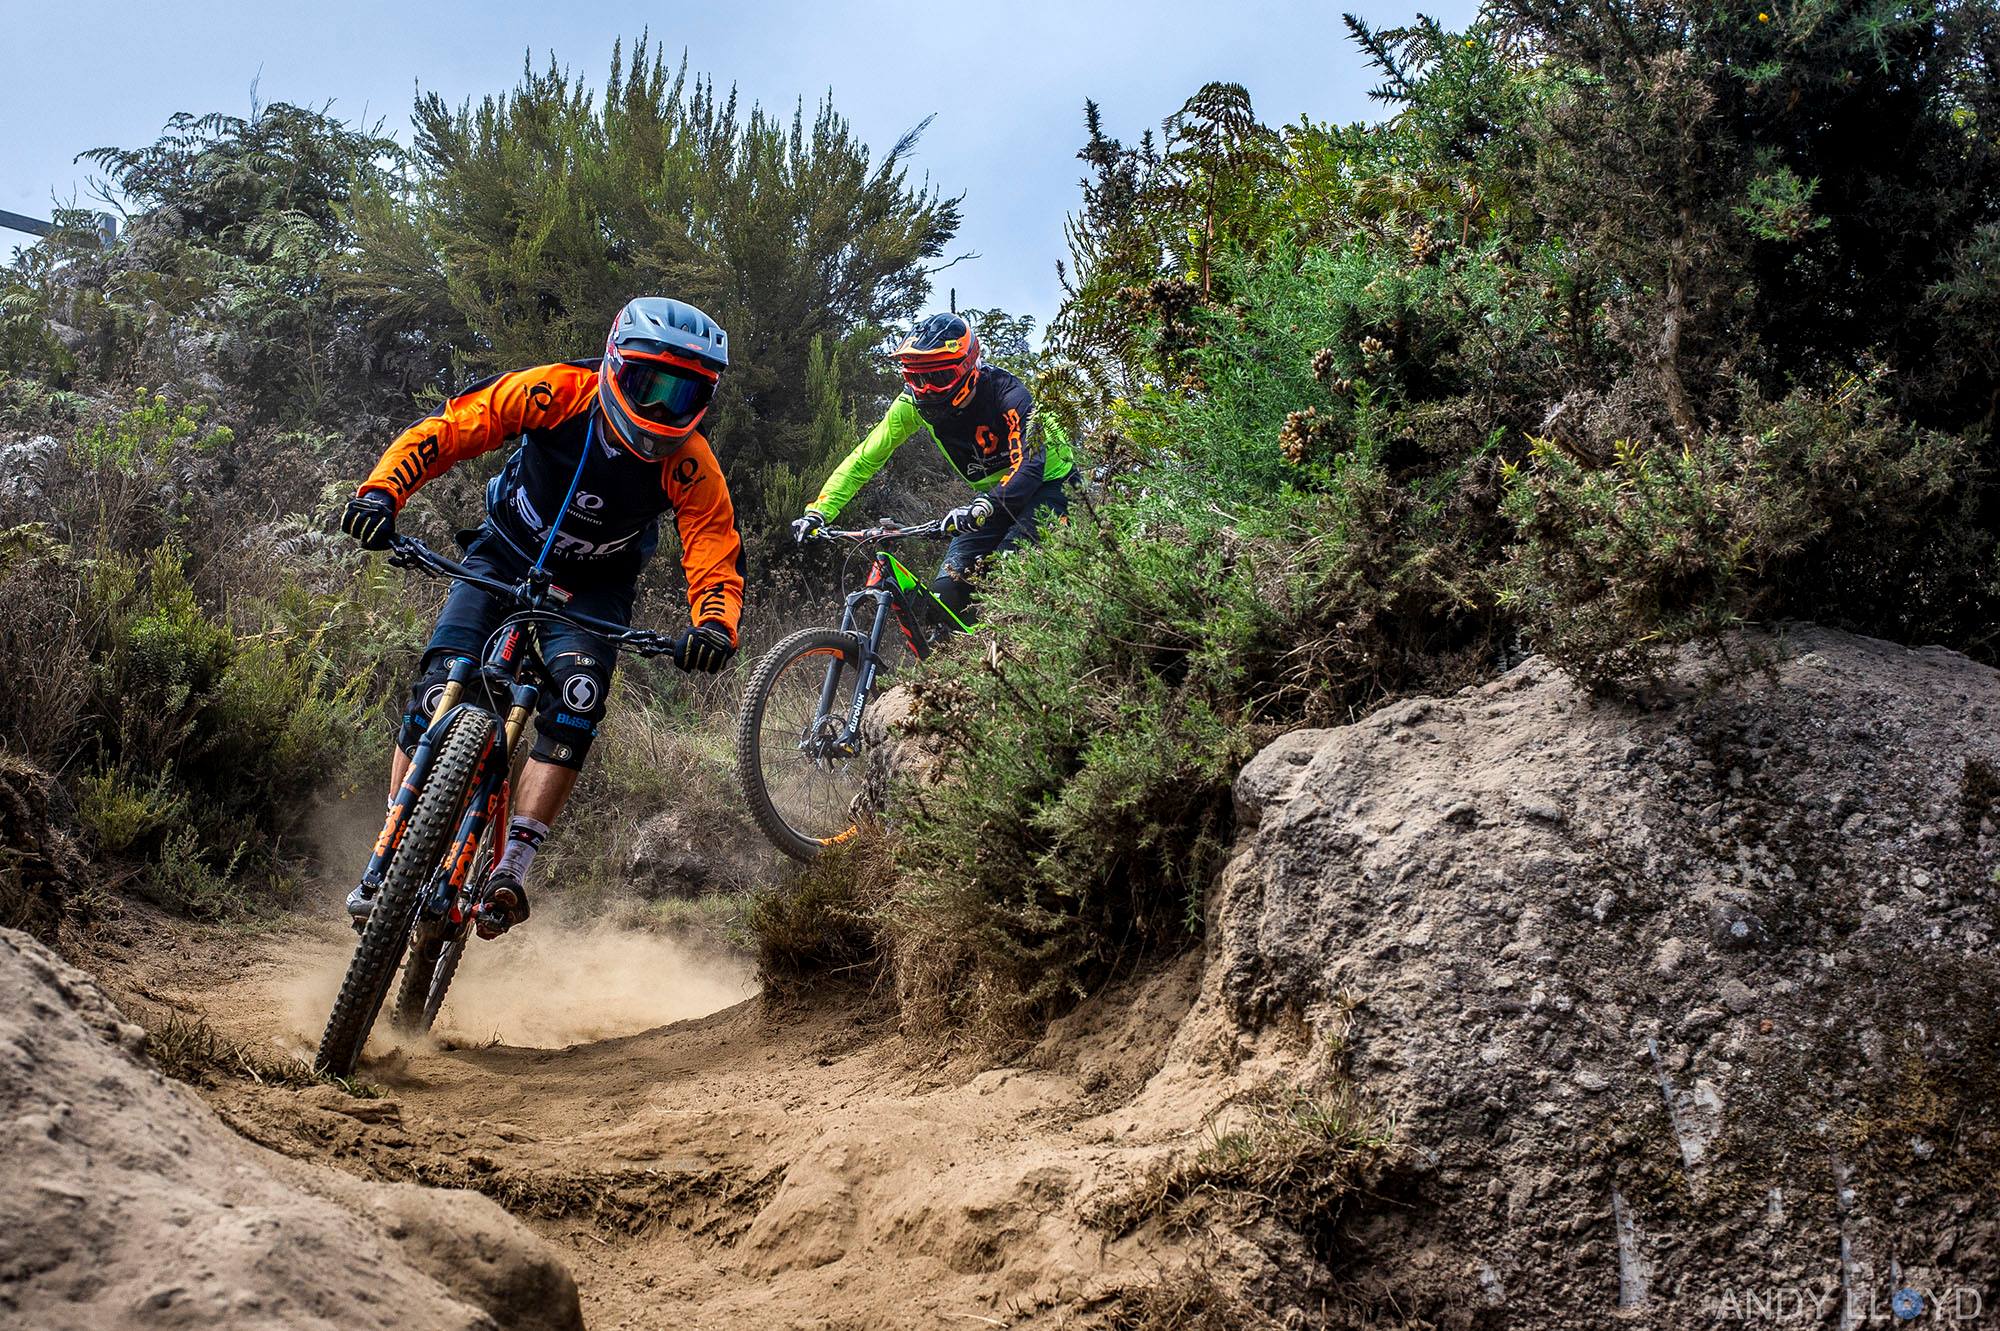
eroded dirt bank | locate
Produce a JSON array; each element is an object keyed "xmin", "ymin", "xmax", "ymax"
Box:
[{"xmin": 0, "ymin": 926, "xmax": 583, "ymax": 1331}]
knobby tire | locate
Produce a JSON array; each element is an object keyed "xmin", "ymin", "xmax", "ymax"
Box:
[
  {"xmin": 736, "ymin": 627, "xmax": 868, "ymax": 861},
  {"xmin": 315, "ymin": 710, "xmax": 492, "ymax": 1078}
]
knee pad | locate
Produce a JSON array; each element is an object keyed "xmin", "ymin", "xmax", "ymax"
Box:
[
  {"xmin": 396, "ymin": 654, "xmax": 461, "ymax": 754},
  {"xmin": 532, "ymin": 650, "xmax": 611, "ymax": 769}
]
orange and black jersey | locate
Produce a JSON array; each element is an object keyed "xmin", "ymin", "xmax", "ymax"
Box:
[
  {"xmin": 915, "ymin": 365, "xmax": 1042, "ymax": 504},
  {"xmin": 359, "ymin": 361, "xmax": 744, "ymax": 642},
  {"xmin": 808, "ymin": 364, "xmax": 1074, "ymax": 523}
]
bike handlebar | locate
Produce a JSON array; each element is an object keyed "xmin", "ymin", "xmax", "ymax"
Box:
[
  {"xmin": 809, "ymin": 517, "xmax": 950, "ymax": 543},
  {"xmin": 385, "ymin": 535, "xmax": 686, "ymax": 665}
]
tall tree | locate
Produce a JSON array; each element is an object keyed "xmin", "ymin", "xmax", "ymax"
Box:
[{"xmin": 349, "ymin": 36, "xmax": 961, "ymax": 483}]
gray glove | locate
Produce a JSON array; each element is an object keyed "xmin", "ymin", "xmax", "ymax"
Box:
[{"xmin": 791, "ymin": 511, "xmax": 827, "ymax": 544}]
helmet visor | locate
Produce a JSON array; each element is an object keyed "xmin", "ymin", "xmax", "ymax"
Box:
[{"xmin": 611, "ymin": 351, "xmax": 716, "ymax": 430}]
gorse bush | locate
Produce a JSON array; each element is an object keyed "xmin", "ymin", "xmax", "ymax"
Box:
[
  {"xmin": 1502, "ymin": 375, "xmax": 1991, "ymax": 684},
  {"xmin": 888, "ymin": 346, "xmax": 1503, "ymax": 1028}
]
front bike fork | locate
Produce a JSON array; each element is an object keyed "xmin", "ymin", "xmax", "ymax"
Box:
[{"xmin": 814, "ymin": 589, "xmax": 913, "ymax": 756}]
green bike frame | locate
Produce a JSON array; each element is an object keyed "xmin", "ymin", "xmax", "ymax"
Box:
[{"xmin": 815, "ymin": 546, "xmax": 977, "ymax": 753}]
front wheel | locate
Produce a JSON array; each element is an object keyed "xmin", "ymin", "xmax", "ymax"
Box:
[
  {"xmin": 737, "ymin": 627, "xmax": 869, "ymax": 860},
  {"xmin": 316, "ymin": 709, "xmax": 493, "ymax": 1078}
]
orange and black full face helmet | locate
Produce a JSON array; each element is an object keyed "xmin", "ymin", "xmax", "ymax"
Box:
[
  {"xmin": 597, "ymin": 297, "xmax": 730, "ymax": 461},
  {"xmin": 891, "ymin": 313, "xmax": 981, "ymax": 409}
]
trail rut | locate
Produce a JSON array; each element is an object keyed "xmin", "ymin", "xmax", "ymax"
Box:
[{"xmin": 104, "ymin": 908, "xmax": 1213, "ymax": 1330}]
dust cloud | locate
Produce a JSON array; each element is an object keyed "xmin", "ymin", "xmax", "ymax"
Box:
[
  {"xmin": 429, "ymin": 921, "xmax": 756, "ymax": 1049},
  {"xmin": 272, "ymin": 898, "xmax": 757, "ymax": 1056},
  {"xmin": 288, "ymin": 792, "xmax": 758, "ymax": 1053}
]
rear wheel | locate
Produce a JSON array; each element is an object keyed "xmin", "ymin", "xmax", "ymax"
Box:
[
  {"xmin": 391, "ymin": 928, "xmax": 459, "ymax": 1035},
  {"xmin": 422, "ymin": 937, "xmax": 465, "ymax": 1032},
  {"xmin": 391, "ymin": 857, "xmax": 485, "ymax": 1035},
  {"xmin": 737, "ymin": 627, "xmax": 868, "ymax": 860},
  {"xmin": 316, "ymin": 710, "xmax": 493, "ymax": 1078}
]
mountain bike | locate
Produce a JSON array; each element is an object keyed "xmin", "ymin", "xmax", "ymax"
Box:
[
  {"xmin": 314, "ymin": 534, "xmax": 684, "ymax": 1078},
  {"xmin": 736, "ymin": 518, "xmax": 972, "ymax": 860}
]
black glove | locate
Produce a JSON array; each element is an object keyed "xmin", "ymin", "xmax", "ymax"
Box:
[
  {"xmin": 940, "ymin": 495, "xmax": 995, "ymax": 535},
  {"xmin": 340, "ymin": 491, "xmax": 397, "ymax": 551},
  {"xmin": 791, "ymin": 511, "xmax": 827, "ymax": 544},
  {"xmin": 674, "ymin": 622, "xmax": 736, "ymax": 674}
]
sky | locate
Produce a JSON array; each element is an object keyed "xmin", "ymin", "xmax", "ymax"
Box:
[{"xmin": 1, "ymin": 0, "xmax": 1479, "ymax": 330}]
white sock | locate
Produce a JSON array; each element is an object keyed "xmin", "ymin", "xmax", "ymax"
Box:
[{"xmin": 497, "ymin": 817, "xmax": 549, "ymax": 881}]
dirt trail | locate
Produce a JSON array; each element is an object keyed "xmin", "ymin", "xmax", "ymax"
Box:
[{"xmin": 105, "ymin": 904, "xmax": 1211, "ymax": 1331}]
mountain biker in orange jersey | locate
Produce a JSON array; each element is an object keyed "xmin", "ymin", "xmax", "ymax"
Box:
[
  {"xmin": 790, "ymin": 312, "xmax": 1073, "ymax": 630},
  {"xmin": 339, "ymin": 297, "xmax": 745, "ymax": 937}
]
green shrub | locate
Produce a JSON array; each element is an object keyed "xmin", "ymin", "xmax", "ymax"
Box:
[
  {"xmin": 880, "ymin": 230, "xmax": 1514, "ymax": 1033},
  {"xmin": 74, "ymin": 388, "xmax": 231, "ymax": 471},
  {"xmin": 75, "ymin": 769, "xmax": 187, "ymax": 855},
  {"xmin": 3, "ymin": 472, "xmax": 403, "ymax": 916},
  {"xmin": 141, "ymin": 826, "xmax": 248, "ymax": 920},
  {"xmin": 1501, "ymin": 376, "xmax": 1991, "ymax": 686}
]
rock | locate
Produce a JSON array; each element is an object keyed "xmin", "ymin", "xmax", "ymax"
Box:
[
  {"xmin": 1213, "ymin": 628, "xmax": 2000, "ymax": 1328},
  {"xmin": 1718, "ymin": 979, "xmax": 1757, "ymax": 1013},
  {"xmin": 626, "ymin": 805, "xmax": 767, "ymax": 899},
  {"xmin": 0, "ymin": 927, "xmax": 583, "ymax": 1331},
  {"xmin": 861, "ymin": 683, "xmax": 952, "ymax": 814},
  {"xmin": 1653, "ymin": 937, "xmax": 1687, "ymax": 975}
]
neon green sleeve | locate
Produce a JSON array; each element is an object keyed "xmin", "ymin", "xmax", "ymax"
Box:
[{"xmin": 807, "ymin": 395, "xmax": 923, "ymax": 521}]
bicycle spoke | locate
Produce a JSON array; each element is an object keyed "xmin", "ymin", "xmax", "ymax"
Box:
[{"xmin": 756, "ymin": 646, "xmax": 862, "ymax": 845}]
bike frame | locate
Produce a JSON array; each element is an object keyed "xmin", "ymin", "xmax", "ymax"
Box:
[
  {"xmin": 811, "ymin": 527, "xmax": 977, "ymax": 755},
  {"xmin": 354, "ymin": 628, "xmax": 544, "ymax": 935},
  {"xmin": 350, "ymin": 537, "xmax": 680, "ymax": 934}
]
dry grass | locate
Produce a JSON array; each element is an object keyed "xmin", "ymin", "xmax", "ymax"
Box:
[
  {"xmin": 747, "ymin": 825, "xmax": 898, "ymax": 998},
  {"xmin": 142, "ymin": 1008, "xmax": 375, "ymax": 1096},
  {"xmin": 1087, "ymin": 1082, "xmax": 1393, "ymax": 1241}
]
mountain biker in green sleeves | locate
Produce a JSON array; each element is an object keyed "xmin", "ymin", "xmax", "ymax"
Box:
[{"xmin": 790, "ymin": 313, "xmax": 1072, "ymax": 630}]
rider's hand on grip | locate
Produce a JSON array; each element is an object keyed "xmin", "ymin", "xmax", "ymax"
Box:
[
  {"xmin": 939, "ymin": 494, "xmax": 994, "ymax": 535},
  {"xmin": 341, "ymin": 491, "xmax": 397, "ymax": 551},
  {"xmin": 673, "ymin": 622, "xmax": 736, "ymax": 674},
  {"xmin": 791, "ymin": 511, "xmax": 827, "ymax": 544}
]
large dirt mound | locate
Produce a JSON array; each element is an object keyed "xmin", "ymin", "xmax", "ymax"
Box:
[
  {"xmin": 1212, "ymin": 627, "xmax": 2000, "ymax": 1326},
  {"xmin": 0, "ymin": 927, "xmax": 583, "ymax": 1331}
]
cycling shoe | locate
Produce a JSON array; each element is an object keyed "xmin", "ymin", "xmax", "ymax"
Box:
[{"xmin": 474, "ymin": 870, "xmax": 531, "ymax": 939}]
